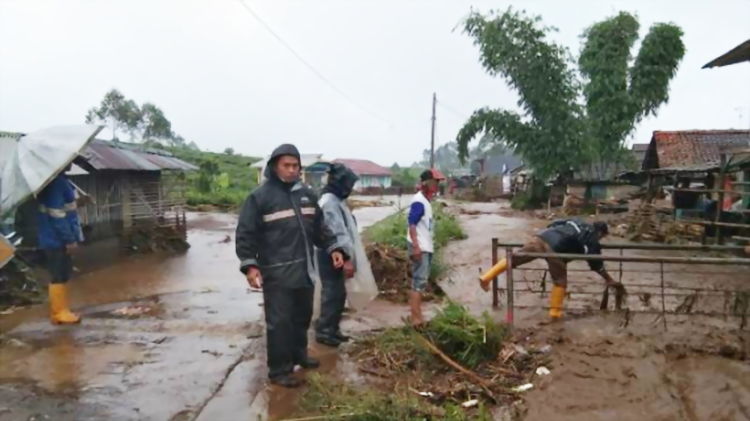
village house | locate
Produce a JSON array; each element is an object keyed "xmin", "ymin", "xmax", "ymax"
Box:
[
  {"xmin": 12, "ymin": 139, "xmax": 196, "ymax": 250},
  {"xmin": 332, "ymin": 159, "xmax": 392, "ymax": 193}
]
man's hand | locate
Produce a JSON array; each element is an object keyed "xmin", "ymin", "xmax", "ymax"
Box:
[
  {"xmin": 343, "ymin": 260, "xmax": 355, "ymax": 279},
  {"xmin": 411, "ymin": 245, "xmax": 422, "ymax": 262},
  {"xmin": 65, "ymin": 243, "xmax": 78, "ymax": 254},
  {"xmin": 246, "ymin": 267, "xmax": 263, "ymax": 289},
  {"xmin": 331, "ymin": 251, "xmax": 345, "ymax": 269}
]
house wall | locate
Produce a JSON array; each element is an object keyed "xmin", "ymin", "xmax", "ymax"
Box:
[{"xmin": 354, "ymin": 175, "xmax": 392, "ymax": 191}]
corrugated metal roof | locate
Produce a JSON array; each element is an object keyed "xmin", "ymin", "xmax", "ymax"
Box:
[
  {"xmin": 333, "ymin": 158, "xmax": 391, "ymax": 176},
  {"xmin": 250, "ymin": 153, "xmax": 325, "ymax": 169},
  {"xmin": 81, "ymin": 140, "xmax": 197, "ymax": 171},
  {"xmin": 645, "ymin": 130, "xmax": 750, "ymax": 172}
]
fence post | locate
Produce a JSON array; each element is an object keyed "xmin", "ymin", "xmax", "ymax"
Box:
[
  {"xmin": 660, "ymin": 262, "xmax": 667, "ymax": 331},
  {"xmin": 506, "ymin": 246, "xmax": 514, "ymax": 326},
  {"xmin": 491, "ymin": 238, "xmax": 498, "ymax": 308}
]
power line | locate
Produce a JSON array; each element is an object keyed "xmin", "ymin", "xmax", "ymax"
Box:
[
  {"xmin": 436, "ymin": 100, "xmax": 471, "ymax": 121},
  {"xmin": 235, "ymin": 0, "xmax": 390, "ymax": 126}
]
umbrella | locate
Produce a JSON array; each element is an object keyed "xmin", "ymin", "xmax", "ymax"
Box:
[{"xmin": 0, "ymin": 125, "xmax": 102, "ymax": 216}]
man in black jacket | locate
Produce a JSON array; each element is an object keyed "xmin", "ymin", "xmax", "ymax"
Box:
[{"xmin": 236, "ymin": 144, "xmax": 345, "ymax": 388}]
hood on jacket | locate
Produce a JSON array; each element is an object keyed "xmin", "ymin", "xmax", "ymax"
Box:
[
  {"xmin": 264, "ymin": 144, "xmax": 302, "ymax": 184},
  {"xmin": 323, "ymin": 163, "xmax": 359, "ymax": 199}
]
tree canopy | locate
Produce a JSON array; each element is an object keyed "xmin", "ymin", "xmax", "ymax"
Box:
[
  {"xmin": 457, "ymin": 8, "xmax": 684, "ymax": 179},
  {"xmin": 86, "ymin": 89, "xmax": 183, "ymax": 146}
]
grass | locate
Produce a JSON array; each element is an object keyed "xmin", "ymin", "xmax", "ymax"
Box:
[
  {"xmin": 300, "ymin": 303, "xmax": 508, "ymax": 420},
  {"xmin": 363, "ymin": 202, "xmax": 465, "ymax": 281},
  {"xmin": 425, "ymin": 302, "xmax": 508, "ymax": 369},
  {"xmin": 168, "ymin": 147, "xmax": 261, "ymax": 208},
  {"xmin": 299, "ymin": 374, "xmax": 493, "ymax": 421}
]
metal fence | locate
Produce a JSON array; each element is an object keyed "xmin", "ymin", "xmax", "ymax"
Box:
[{"xmin": 490, "ymin": 240, "xmax": 750, "ymax": 329}]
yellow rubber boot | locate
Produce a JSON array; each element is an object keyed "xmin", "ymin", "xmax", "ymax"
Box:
[
  {"xmin": 479, "ymin": 258, "xmax": 508, "ymax": 291},
  {"xmin": 49, "ymin": 284, "xmax": 81, "ymax": 325},
  {"xmin": 549, "ymin": 285, "xmax": 566, "ymax": 319}
]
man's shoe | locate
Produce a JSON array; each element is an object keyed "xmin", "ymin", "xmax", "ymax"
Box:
[
  {"xmin": 270, "ymin": 375, "xmax": 303, "ymax": 388},
  {"xmin": 298, "ymin": 357, "xmax": 320, "ymax": 369},
  {"xmin": 316, "ymin": 336, "xmax": 341, "ymax": 347},
  {"xmin": 333, "ymin": 331, "xmax": 350, "ymax": 342}
]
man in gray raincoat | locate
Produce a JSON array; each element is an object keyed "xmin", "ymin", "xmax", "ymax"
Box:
[{"xmin": 315, "ymin": 163, "xmax": 359, "ymax": 347}]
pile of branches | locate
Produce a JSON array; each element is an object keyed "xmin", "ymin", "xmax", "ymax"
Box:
[
  {"xmin": 352, "ymin": 303, "xmax": 549, "ymax": 405},
  {"xmin": 124, "ymin": 225, "xmax": 190, "ymax": 254},
  {"xmin": 365, "ymin": 243, "xmax": 441, "ymax": 303},
  {"xmin": 0, "ymin": 259, "xmax": 41, "ymax": 309}
]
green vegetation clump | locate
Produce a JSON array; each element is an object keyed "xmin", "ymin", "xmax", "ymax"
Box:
[
  {"xmin": 169, "ymin": 147, "xmax": 261, "ymax": 208},
  {"xmin": 299, "ymin": 374, "xmax": 493, "ymax": 421}
]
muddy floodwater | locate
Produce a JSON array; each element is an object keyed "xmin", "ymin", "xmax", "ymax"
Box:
[
  {"xmin": 439, "ymin": 201, "xmax": 750, "ymax": 421},
  {"xmin": 2, "ymin": 202, "xmax": 750, "ymax": 420},
  {"xmin": 0, "ymin": 206, "xmax": 419, "ymax": 421}
]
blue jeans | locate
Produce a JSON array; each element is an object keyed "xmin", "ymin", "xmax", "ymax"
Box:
[{"xmin": 407, "ymin": 243, "xmax": 432, "ymax": 292}]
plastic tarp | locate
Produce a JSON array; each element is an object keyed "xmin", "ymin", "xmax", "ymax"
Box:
[
  {"xmin": 313, "ymin": 198, "xmax": 379, "ymax": 318},
  {"xmin": 0, "ymin": 125, "xmax": 102, "ymax": 216}
]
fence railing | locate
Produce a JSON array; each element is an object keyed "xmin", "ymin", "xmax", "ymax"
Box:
[{"xmin": 491, "ymin": 240, "xmax": 750, "ymax": 329}]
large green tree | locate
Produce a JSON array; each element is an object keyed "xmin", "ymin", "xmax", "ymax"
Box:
[
  {"xmin": 85, "ymin": 89, "xmax": 142, "ymax": 140},
  {"xmin": 457, "ymin": 9, "xmax": 685, "ymax": 179},
  {"xmin": 86, "ymin": 89, "xmax": 181, "ymax": 145}
]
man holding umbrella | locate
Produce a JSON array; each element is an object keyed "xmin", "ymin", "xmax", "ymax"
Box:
[
  {"xmin": 0, "ymin": 125, "xmax": 101, "ymax": 325},
  {"xmin": 38, "ymin": 165, "xmax": 84, "ymax": 324}
]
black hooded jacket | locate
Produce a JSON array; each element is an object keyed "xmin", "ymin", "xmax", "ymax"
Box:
[
  {"xmin": 538, "ymin": 219, "xmax": 604, "ymax": 272},
  {"xmin": 236, "ymin": 144, "xmax": 339, "ymax": 288},
  {"xmin": 322, "ymin": 163, "xmax": 359, "ymax": 200}
]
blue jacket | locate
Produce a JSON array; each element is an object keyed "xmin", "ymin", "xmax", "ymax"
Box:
[{"xmin": 37, "ymin": 175, "xmax": 83, "ymax": 250}]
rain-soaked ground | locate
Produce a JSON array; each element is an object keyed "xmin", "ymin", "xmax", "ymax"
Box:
[
  {"xmin": 0, "ymin": 200, "xmax": 421, "ymax": 421},
  {"xmin": 439, "ymin": 201, "xmax": 750, "ymax": 420},
  {"xmin": 3, "ymin": 200, "xmax": 750, "ymax": 420}
]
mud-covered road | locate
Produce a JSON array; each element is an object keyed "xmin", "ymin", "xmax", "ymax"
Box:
[
  {"xmin": 0, "ymin": 204, "xmax": 415, "ymax": 421},
  {"xmin": 4, "ymin": 200, "xmax": 750, "ymax": 420},
  {"xmin": 440, "ymin": 201, "xmax": 750, "ymax": 421}
]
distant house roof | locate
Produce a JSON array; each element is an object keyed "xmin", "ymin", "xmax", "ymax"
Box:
[
  {"xmin": 333, "ymin": 159, "xmax": 391, "ymax": 176},
  {"xmin": 643, "ymin": 130, "xmax": 750, "ymax": 173},
  {"xmin": 80, "ymin": 140, "xmax": 198, "ymax": 171},
  {"xmin": 473, "ymin": 154, "xmax": 524, "ymax": 176},
  {"xmin": 703, "ymin": 39, "xmax": 750, "ymax": 68},
  {"xmin": 250, "ymin": 153, "xmax": 326, "ymax": 169},
  {"xmin": 631, "ymin": 143, "xmax": 649, "ymax": 168}
]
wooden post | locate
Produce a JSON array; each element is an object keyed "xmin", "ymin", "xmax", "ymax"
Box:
[
  {"xmin": 716, "ymin": 154, "xmax": 727, "ymax": 245},
  {"xmin": 506, "ymin": 247, "xmax": 514, "ymax": 326}
]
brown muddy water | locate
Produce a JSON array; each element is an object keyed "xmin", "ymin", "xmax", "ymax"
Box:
[{"xmin": 0, "ymin": 208, "xmax": 420, "ymax": 421}]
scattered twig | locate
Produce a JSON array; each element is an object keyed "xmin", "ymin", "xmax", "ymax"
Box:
[{"xmin": 415, "ymin": 333, "xmax": 510, "ymax": 399}]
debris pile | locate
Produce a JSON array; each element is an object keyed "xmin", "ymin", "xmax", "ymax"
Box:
[
  {"xmin": 348, "ymin": 303, "xmax": 549, "ymax": 409},
  {"xmin": 0, "ymin": 259, "xmax": 41, "ymax": 310},
  {"xmin": 623, "ymin": 203, "xmax": 703, "ymax": 242},
  {"xmin": 123, "ymin": 225, "xmax": 190, "ymax": 254},
  {"xmin": 365, "ymin": 243, "xmax": 441, "ymax": 302}
]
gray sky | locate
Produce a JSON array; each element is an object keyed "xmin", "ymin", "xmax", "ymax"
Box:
[{"xmin": 1, "ymin": 0, "xmax": 749, "ymax": 166}]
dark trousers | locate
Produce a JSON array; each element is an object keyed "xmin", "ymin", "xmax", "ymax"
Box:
[
  {"xmin": 263, "ymin": 285, "xmax": 313, "ymax": 379},
  {"xmin": 512, "ymin": 237, "xmax": 567, "ymax": 286},
  {"xmin": 315, "ymin": 253, "xmax": 346, "ymax": 338},
  {"xmin": 44, "ymin": 248, "xmax": 72, "ymax": 284}
]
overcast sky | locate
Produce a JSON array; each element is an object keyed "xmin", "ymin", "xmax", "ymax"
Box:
[{"xmin": 1, "ymin": 0, "xmax": 748, "ymax": 166}]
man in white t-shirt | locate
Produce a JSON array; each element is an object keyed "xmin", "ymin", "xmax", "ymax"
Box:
[{"xmin": 406, "ymin": 169, "xmax": 443, "ymax": 326}]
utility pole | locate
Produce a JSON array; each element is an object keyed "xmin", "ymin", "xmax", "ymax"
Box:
[{"xmin": 430, "ymin": 92, "xmax": 436, "ymax": 169}]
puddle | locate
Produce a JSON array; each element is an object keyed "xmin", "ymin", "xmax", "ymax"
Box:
[{"xmin": 0, "ymin": 333, "xmax": 143, "ymax": 394}]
